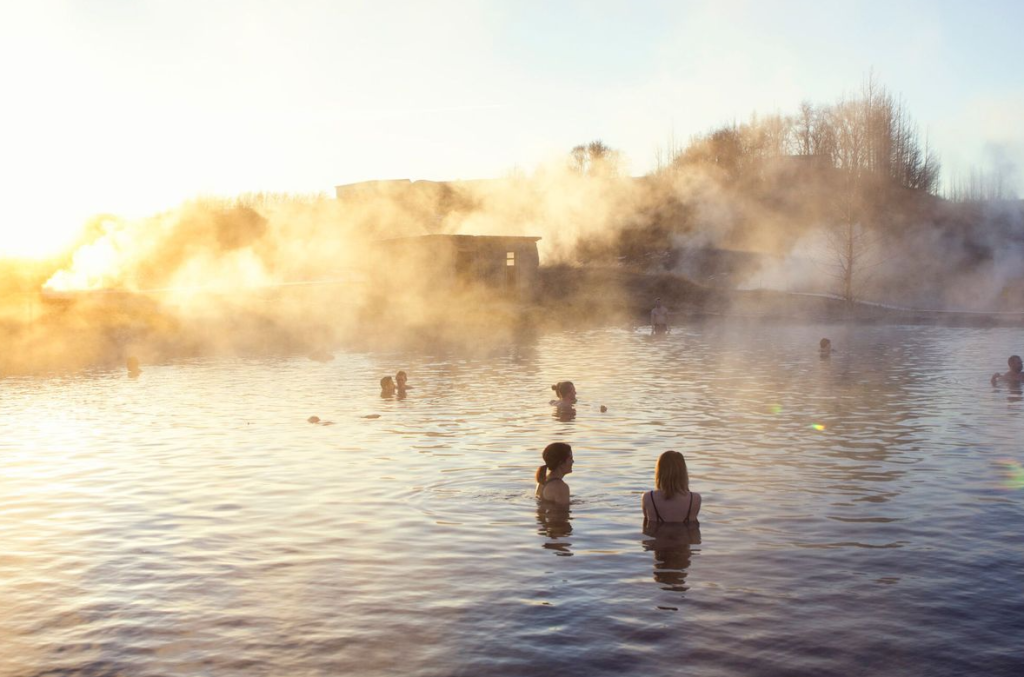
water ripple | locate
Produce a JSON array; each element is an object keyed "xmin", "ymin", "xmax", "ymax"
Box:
[{"xmin": 1, "ymin": 323, "xmax": 1023, "ymax": 676}]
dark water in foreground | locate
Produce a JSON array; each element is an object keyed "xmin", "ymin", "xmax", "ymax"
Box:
[{"xmin": 1, "ymin": 323, "xmax": 1023, "ymax": 677}]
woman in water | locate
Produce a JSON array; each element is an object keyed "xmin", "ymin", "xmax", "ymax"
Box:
[
  {"xmin": 642, "ymin": 450, "xmax": 701, "ymax": 523},
  {"xmin": 535, "ymin": 442, "xmax": 573, "ymax": 506},
  {"xmin": 396, "ymin": 370, "xmax": 410, "ymax": 391},
  {"xmin": 380, "ymin": 376, "xmax": 396, "ymax": 397},
  {"xmin": 549, "ymin": 381, "xmax": 577, "ymax": 407}
]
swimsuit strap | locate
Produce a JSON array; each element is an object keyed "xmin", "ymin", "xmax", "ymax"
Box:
[
  {"xmin": 684, "ymin": 492, "xmax": 694, "ymax": 523},
  {"xmin": 648, "ymin": 491, "xmax": 664, "ymax": 523}
]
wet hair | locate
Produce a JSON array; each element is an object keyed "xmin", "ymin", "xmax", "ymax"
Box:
[
  {"xmin": 535, "ymin": 442, "xmax": 572, "ymax": 484},
  {"xmin": 655, "ymin": 450, "xmax": 690, "ymax": 499},
  {"xmin": 396, "ymin": 370, "xmax": 408, "ymax": 384},
  {"xmin": 820, "ymin": 338, "xmax": 831, "ymax": 349},
  {"xmin": 380, "ymin": 376, "xmax": 395, "ymax": 390},
  {"xmin": 1010, "ymin": 355, "xmax": 1023, "ymax": 371},
  {"xmin": 551, "ymin": 381, "xmax": 575, "ymax": 399}
]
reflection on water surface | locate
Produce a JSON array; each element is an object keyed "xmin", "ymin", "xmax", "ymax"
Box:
[
  {"xmin": 1, "ymin": 323, "xmax": 1023, "ymax": 676},
  {"xmin": 642, "ymin": 521, "xmax": 701, "ymax": 595}
]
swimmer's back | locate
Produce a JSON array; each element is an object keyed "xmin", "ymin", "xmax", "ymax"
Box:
[
  {"xmin": 536, "ymin": 477, "xmax": 569, "ymax": 505},
  {"xmin": 643, "ymin": 489, "xmax": 701, "ymax": 523}
]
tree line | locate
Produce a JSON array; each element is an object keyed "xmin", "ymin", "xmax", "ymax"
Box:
[
  {"xmin": 572, "ymin": 75, "xmax": 948, "ymax": 303},
  {"xmin": 661, "ymin": 74, "xmax": 940, "ymax": 195}
]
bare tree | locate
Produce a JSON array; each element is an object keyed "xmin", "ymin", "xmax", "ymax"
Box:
[
  {"xmin": 569, "ymin": 145, "xmax": 589, "ymax": 175},
  {"xmin": 794, "ymin": 101, "xmax": 816, "ymax": 155},
  {"xmin": 947, "ymin": 165, "xmax": 1018, "ymax": 202},
  {"xmin": 814, "ymin": 75, "xmax": 940, "ymax": 302},
  {"xmin": 653, "ymin": 128, "xmax": 682, "ymax": 174},
  {"xmin": 823, "ymin": 179, "xmax": 878, "ymax": 303},
  {"xmin": 653, "ymin": 73, "xmax": 940, "ymax": 303},
  {"xmin": 568, "ymin": 140, "xmax": 623, "ymax": 177}
]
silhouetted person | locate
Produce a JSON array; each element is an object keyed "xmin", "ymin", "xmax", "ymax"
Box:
[
  {"xmin": 380, "ymin": 375, "xmax": 396, "ymax": 397},
  {"xmin": 991, "ymin": 355, "xmax": 1024, "ymax": 386},
  {"xmin": 651, "ymin": 298, "xmax": 669, "ymax": 335},
  {"xmin": 307, "ymin": 416, "xmax": 334, "ymax": 426},
  {"xmin": 535, "ymin": 442, "xmax": 574, "ymax": 506},
  {"xmin": 549, "ymin": 381, "xmax": 577, "ymax": 421},
  {"xmin": 126, "ymin": 356, "xmax": 142, "ymax": 377},
  {"xmin": 549, "ymin": 381, "xmax": 577, "ymax": 406},
  {"xmin": 819, "ymin": 338, "xmax": 832, "ymax": 358},
  {"xmin": 642, "ymin": 450, "xmax": 702, "ymax": 524},
  {"xmin": 396, "ymin": 370, "xmax": 410, "ymax": 391}
]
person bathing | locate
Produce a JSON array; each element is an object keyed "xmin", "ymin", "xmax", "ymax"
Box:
[
  {"xmin": 642, "ymin": 450, "xmax": 702, "ymax": 523},
  {"xmin": 396, "ymin": 370, "xmax": 410, "ymax": 391},
  {"xmin": 991, "ymin": 355, "xmax": 1024, "ymax": 386},
  {"xmin": 535, "ymin": 442, "xmax": 574, "ymax": 506},
  {"xmin": 549, "ymin": 381, "xmax": 577, "ymax": 407}
]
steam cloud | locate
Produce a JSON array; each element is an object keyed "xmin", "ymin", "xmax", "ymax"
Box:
[{"xmin": 4, "ymin": 82, "xmax": 1024, "ymax": 375}]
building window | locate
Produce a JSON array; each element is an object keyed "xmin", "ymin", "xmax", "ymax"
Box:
[{"xmin": 506, "ymin": 251, "xmax": 515, "ymax": 266}]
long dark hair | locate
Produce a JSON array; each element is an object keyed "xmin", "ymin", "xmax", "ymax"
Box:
[{"xmin": 536, "ymin": 442, "xmax": 572, "ymax": 484}]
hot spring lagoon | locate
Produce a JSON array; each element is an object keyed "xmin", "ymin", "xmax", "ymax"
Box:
[{"xmin": 1, "ymin": 322, "xmax": 1022, "ymax": 676}]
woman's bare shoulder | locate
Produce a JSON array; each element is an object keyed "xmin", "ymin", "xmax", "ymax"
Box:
[{"xmin": 540, "ymin": 479, "xmax": 570, "ymax": 504}]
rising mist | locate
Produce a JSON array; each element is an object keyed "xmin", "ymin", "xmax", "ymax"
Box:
[{"xmin": 2, "ymin": 77, "xmax": 1022, "ymax": 375}]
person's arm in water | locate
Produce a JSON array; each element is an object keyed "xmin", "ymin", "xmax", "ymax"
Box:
[
  {"xmin": 690, "ymin": 492, "xmax": 702, "ymax": 520},
  {"xmin": 992, "ymin": 372, "xmax": 1001, "ymax": 386}
]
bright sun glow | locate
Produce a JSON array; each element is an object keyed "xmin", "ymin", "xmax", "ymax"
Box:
[
  {"xmin": 43, "ymin": 236, "xmax": 119, "ymax": 292},
  {"xmin": 0, "ymin": 203, "xmax": 86, "ymax": 260}
]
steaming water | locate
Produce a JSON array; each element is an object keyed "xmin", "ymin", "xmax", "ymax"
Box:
[{"xmin": 2, "ymin": 323, "xmax": 1023, "ymax": 677}]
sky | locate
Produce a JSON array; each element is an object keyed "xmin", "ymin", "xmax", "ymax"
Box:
[{"xmin": 1, "ymin": 0, "xmax": 1023, "ymax": 257}]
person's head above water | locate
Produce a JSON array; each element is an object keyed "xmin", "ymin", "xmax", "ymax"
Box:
[
  {"xmin": 551, "ymin": 381, "xmax": 576, "ymax": 402},
  {"xmin": 820, "ymin": 338, "xmax": 831, "ymax": 350},
  {"xmin": 1010, "ymin": 355, "xmax": 1023, "ymax": 373},
  {"xmin": 396, "ymin": 370, "xmax": 408, "ymax": 387},
  {"xmin": 126, "ymin": 356, "xmax": 141, "ymax": 374},
  {"xmin": 380, "ymin": 376, "xmax": 395, "ymax": 392},
  {"xmin": 535, "ymin": 442, "xmax": 574, "ymax": 484},
  {"xmin": 655, "ymin": 450, "xmax": 690, "ymax": 499}
]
